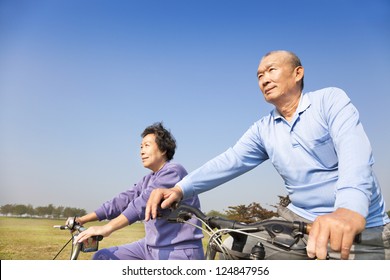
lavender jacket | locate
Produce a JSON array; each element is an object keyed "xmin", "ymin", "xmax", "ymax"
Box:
[{"xmin": 94, "ymin": 161, "xmax": 203, "ymax": 248}]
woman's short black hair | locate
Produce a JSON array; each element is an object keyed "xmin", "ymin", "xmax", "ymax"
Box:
[{"xmin": 141, "ymin": 122, "xmax": 176, "ymax": 161}]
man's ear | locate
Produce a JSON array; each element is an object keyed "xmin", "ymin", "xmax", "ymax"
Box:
[{"xmin": 295, "ymin": 66, "xmax": 304, "ymax": 82}]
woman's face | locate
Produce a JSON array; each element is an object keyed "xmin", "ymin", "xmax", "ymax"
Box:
[{"xmin": 140, "ymin": 133, "xmax": 167, "ymax": 172}]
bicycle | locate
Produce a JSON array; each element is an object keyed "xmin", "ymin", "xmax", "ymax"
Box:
[
  {"xmin": 53, "ymin": 217, "xmax": 103, "ymax": 260},
  {"xmin": 164, "ymin": 203, "xmax": 361, "ymax": 260}
]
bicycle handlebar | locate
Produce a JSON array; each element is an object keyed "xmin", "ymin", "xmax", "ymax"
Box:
[
  {"xmin": 165, "ymin": 203, "xmax": 361, "ymax": 245},
  {"xmin": 54, "ymin": 217, "xmax": 103, "ymax": 241},
  {"xmin": 166, "ymin": 202, "xmax": 309, "ymax": 233},
  {"xmin": 165, "ymin": 203, "xmax": 311, "ymax": 253},
  {"xmin": 163, "ymin": 203, "xmax": 313, "ymax": 258},
  {"xmin": 53, "ymin": 217, "xmax": 103, "ymax": 260}
]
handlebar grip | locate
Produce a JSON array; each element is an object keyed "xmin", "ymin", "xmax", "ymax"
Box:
[{"xmin": 53, "ymin": 225, "xmax": 67, "ymax": 230}]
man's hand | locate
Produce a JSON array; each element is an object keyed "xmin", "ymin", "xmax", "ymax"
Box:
[
  {"xmin": 145, "ymin": 185, "xmax": 183, "ymax": 221},
  {"xmin": 306, "ymin": 208, "xmax": 366, "ymax": 259}
]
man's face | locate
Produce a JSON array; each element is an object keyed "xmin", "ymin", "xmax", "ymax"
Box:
[
  {"xmin": 257, "ymin": 52, "xmax": 302, "ymax": 105},
  {"xmin": 140, "ymin": 134, "xmax": 166, "ymax": 172}
]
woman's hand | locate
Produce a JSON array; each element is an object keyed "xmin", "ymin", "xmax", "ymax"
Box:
[
  {"xmin": 74, "ymin": 225, "xmax": 112, "ymax": 244},
  {"xmin": 74, "ymin": 214, "xmax": 129, "ymax": 244}
]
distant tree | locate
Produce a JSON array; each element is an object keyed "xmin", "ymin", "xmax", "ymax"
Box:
[
  {"xmin": 225, "ymin": 202, "xmax": 277, "ymax": 223},
  {"xmin": 46, "ymin": 204, "xmax": 55, "ymax": 216},
  {"xmin": 0, "ymin": 204, "xmax": 14, "ymax": 215},
  {"xmin": 35, "ymin": 206, "xmax": 48, "ymax": 217},
  {"xmin": 206, "ymin": 209, "xmax": 227, "ymax": 218},
  {"xmin": 74, "ymin": 208, "xmax": 87, "ymax": 217},
  {"xmin": 248, "ymin": 202, "xmax": 278, "ymax": 220},
  {"xmin": 63, "ymin": 207, "xmax": 86, "ymax": 218},
  {"xmin": 225, "ymin": 204, "xmax": 250, "ymax": 223},
  {"xmin": 26, "ymin": 204, "xmax": 35, "ymax": 216},
  {"xmin": 13, "ymin": 204, "xmax": 28, "ymax": 216},
  {"xmin": 52, "ymin": 206, "xmax": 64, "ymax": 218},
  {"xmin": 0, "ymin": 203, "xmax": 87, "ymax": 218}
]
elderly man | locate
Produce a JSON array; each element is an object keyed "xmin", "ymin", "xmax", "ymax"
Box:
[{"xmin": 146, "ymin": 50, "xmax": 390, "ymax": 259}]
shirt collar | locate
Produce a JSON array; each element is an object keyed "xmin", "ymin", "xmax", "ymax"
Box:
[{"xmin": 272, "ymin": 93, "xmax": 311, "ymax": 120}]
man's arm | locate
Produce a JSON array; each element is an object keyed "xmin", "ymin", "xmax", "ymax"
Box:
[
  {"xmin": 146, "ymin": 123, "xmax": 268, "ymax": 221},
  {"xmin": 307, "ymin": 88, "xmax": 371, "ymax": 259}
]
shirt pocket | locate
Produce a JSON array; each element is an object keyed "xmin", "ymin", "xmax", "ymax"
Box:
[{"xmin": 307, "ymin": 132, "xmax": 338, "ymax": 169}]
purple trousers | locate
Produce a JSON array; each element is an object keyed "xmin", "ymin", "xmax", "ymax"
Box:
[{"xmin": 92, "ymin": 238, "xmax": 204, "ymax": 260}]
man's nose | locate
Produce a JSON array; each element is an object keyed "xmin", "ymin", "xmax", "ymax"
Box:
[
  {"xmin": 261, "ymin": 73, "xmax": 270, "ymax": 86},
  {"xmin": 259, "ymin": 76, "xmax": 270, "ymax": 89}
]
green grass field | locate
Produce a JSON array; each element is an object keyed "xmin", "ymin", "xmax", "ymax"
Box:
[
  {"xmin": 0, "ymin": 217, "xmax": 146, "ymax": 260},
  {"xmin": 0, "ymin": 217, "xmax": 211, "ymax": 260}
]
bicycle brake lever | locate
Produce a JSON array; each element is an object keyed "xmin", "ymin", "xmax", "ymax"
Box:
[
  {"xmin": 164, "ymin": 203, "xmax": 208, "ymax": 222},
  {"xmin": 262, "ymin": 221, "xmax": 305, "ymax": 250},
  {"xmin": 166, "ymin": 207, "xmax": 192, "ymax": 222},
  {"xmin": 154, "ymin": 200, "xmax": 181, "ymax": 219}
]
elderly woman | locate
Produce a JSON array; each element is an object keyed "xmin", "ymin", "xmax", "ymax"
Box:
[{"xmin": 72, "ymin": 122, "xmax": 204, "ymax": 260}]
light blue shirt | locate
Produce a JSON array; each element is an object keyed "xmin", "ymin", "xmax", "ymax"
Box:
[{"xmin": 179, "ymin": 87, "xmax": 389, "ymax": 227}]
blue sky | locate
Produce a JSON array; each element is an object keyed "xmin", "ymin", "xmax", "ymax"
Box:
[{"xmin": 1, "ymin": 0, "xmax": 389, "ymax": 214}]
